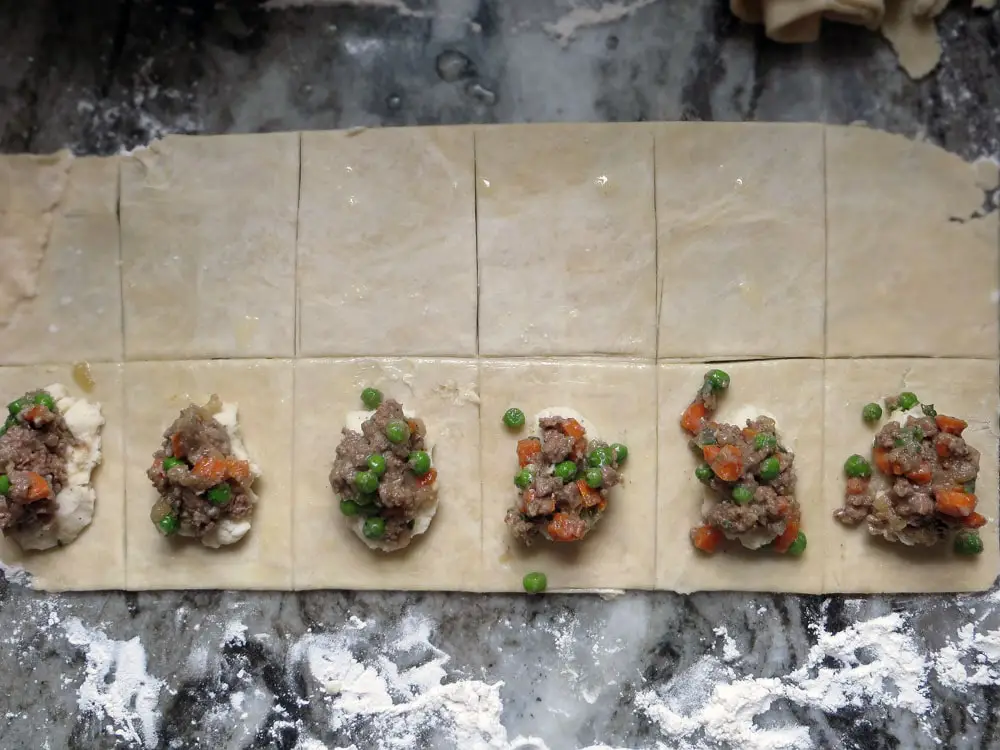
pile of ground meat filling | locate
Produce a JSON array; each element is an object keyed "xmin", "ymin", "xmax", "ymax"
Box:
[
  {"xmin": 836, "ymin": 405, "xmax": 984, "ymax": 552},
  {"xmin": 147, "ymin": 399, "xmax": 255, "ymax": 540},
  {"xmin": 330, "ymin": 397, "xmax": 437, "ymax": 549},
  {"xmin": 680, "ymin": 369, "xmax": 806, "ymax": 556},
  {"xmin": 0, "ymin": 390, "xmax": 74, "ymax": 537},
  {"xmin": 504, "ymin": 415, "xmax": 626, "ymax": 545}
]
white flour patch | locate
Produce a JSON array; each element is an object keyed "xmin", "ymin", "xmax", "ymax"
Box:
[
  {"xmin": 713, "ymin": 625, "xmax": 741, "ymax": 663},
  {"xmin": 0, "ymin": 560, "xmax": 31, "ymax": 587},
  {"xmin": 542, "ymin": 0, "xmax": 661, "ymax": 46},
  {"xmin": 63, "ymin": 618, "xmax": 165, "ymax": 749}
]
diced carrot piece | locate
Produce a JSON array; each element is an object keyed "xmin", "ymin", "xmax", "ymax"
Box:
[
  {"xmin": 576, "ymin": 478, "xmax": 601, "ymax": 508},
  {"xmin": 691, "ymin": 525, "xmax": 723, "ymax": 553},
  {"xmin": 935, "ymin": 436, "xmax": 951, "ymax": 458},
  {"xmin": 562, "ymin": 418, "xmax": 586, "ymax": 440},
  {"xmin": 935, "ymin": 415, "xmax": 967, "ymax": 436},
  {"xmin": 520, "ymin": 488, "xmax": 535, "ymax": 513},
  {"xmin": 741, "ymin": 427, "xmax": 758, "ymax": 441},
  {"xmin": 597, "ymin": 498, "xmax": 607, "ymax": 512},
  {"xmin": 964, "ymin": 512, "xmax": 987, "ymax": 529},
  {"xmin": 935, "ymin": 488, "xmax": 977, "ymax": 517},
  {"xmin": 170, "ymin": 433, "xmax": 184, "ymax": 459},
  {"xmin": 773, "ymin": 519, "xmax": 800, "ymax": 553},
  {"xmin": 547, "ymin": 512, "xmax": 587, "ymax": 542},
  {"xmin": 516, "ymin": 438, "xmax": 542, "ymax": 467},
  {"xmin": 416, "ymin": 468, "xmax": 437, "ymax": 487},
  {"xmin": 24, "ymin": 471, "xmax": 52, "ymax": 502},
  {"xmin": 873, "ymin": 446, "xmax": 892, "ymax": 475},
  {"xmin": 225, "ymin": 458, "xmax": 252, "ymax": 483},
  {"xmin": 711, "ymin": 444, "xmax": 743, "ymax": 482},
  {"xmin": 845, "ymin": 477, "xmax": 869, "ymax": 495},
  {"xmin": 191, "ymin": 456, "xmax": 227, "ymax": 483},
  {"xmin": 680, "ymin": 401, "xmax": 707, "ymax": 434},
  {"xmin": 702, "ymin": 444, "xmax": 721, "ymax": 463},
  {"xmin": 906, "ymin": 463, "xmax": 933, "ymax": 485},
  {"xmin": 406, "ymin": 419, "xmax": 419, "ymax": 435},
  {"xmin": 23, "ymin": 405, "xmax": 45, "ymax": 422}
]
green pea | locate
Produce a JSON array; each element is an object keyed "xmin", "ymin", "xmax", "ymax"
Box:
[
  {"xmin": 585, "ymin": 468, "xmax": 603, "ymax": 489},
  {"xmin": 340, "ymin": 499, "xmax": 361, "ymax": 516},
  {"xmin": 963, "ymin": 480, "xmax": 977, "ymax": 494},
  {"xmin": 921, "ymin": 403, "xmax": 937, "ymax": 417},
  {"xmin": 361, "ymin": 387, "xmax": 383, "ymax": 410},
  {"xmin": 522, "ymin": 571, "xmax": 547, "ymax": 594},
  {"xmin": 157, "ymin": 513, "xmax": 179, "ymax": 536},
  {"xmin": 843, "ymin": 454, "xmax": 872, "ymax": 478},
  {"xmin": 588, "ymin": 446, "xmax": 614, "ymax": 467},
  {"xmin": 409, "ymin": 450, "xmax": 432, "ymax": 476},
  {"xmin": 758, "ymin": 456, "xmax": 781, "ymax": 481},
  {"xmin": 367, "ymin": 454, "xmax": 386, "ymax": 476},
  {"xmin": 0, "ymin": 475, "xmax": 9, "ymax": 494},
  {"xmin": 695, "ymin": 464, "xmax": 714, "ymax": 482},
  {"xmin": 385, "ymin": 420, "xmax": 410, "ymax": 444},
  {"xmin": 503, "ymin": 408, "xmax": 526, "ymax": 429},
  {"xmin": 705, "ymin": 369, "xmax": 731, "ymax": 391},
  {"xmin": 954, "ymin": 530, "xmax": 984, "ymax": 556},
  {"xmin": 514, "ymin": 469, "xmax": 534, "ymax": 489},
  {"xmin": 862, "ymin": 402, "xmax": 883, "ymax": 423},
  {"xmin": 753, "ymin": 433, "xmax": 777, "ymax": 451},
  {"xmin": 786, "ymin": 531, "xmax": 807, "ymax": 556},
  {"xmin": 355, "ymin": 470, "xmax": 379, "ymax": 494},
  {"xmin": 911, "ymin": 427, "xmax": 925, "ymax": 442},
  {"xmin": 162, "ymin": 456, "xmax": 184, "ymax": 472},
  {"xmin": 554, "ymin": 461, "xmax": 577, "ymax": 482},
  {"xmin": 898, "ymin": 392, "xmax": 919, "ymax": 411},
  {"xmin": 207, "ymin": 484, "xmax": 232, "ymax": 506},
  {"xmin": 7, "ymin": 398, "xmax": 27, "ymax": 417},
  {"xmin": 732, "ymin": 486, "xmax": 753, "ymax": 505},
  {"xmin": 611, "ymin": 443, "xmax": 628, "ymax": 463},
  {"xmin": 32, "ymin": 392, "xmax": 56, "ymax": 411},
  {"xmin": 363, "ymin": 516, "xmax": 386, "ymax": 539},
  {"xmin": 893, "ymin": 437, "xmax": 906, "ymax": 448}
]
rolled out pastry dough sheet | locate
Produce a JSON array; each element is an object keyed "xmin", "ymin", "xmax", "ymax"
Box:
[
  {"xmin": 293, "ymin": 358, "xmax": 483, "ymax": 591},
  {"xmin": 657, "ymin": 360, "xmax": 826, "ymax": 594},
  {"xmin": 479, "ymin": 359, "xmax": 658, "ymax": 591},
  {"xmin": 123, "ymin": 360, "xmax": 293, "ymax": 590},
  {"xmin": 0, "ymin": 364, "xmax": 125, "ymax": 591},
  {"xmin": 823, "ymin": 359, "xmax": 1000, "ymax": 593},
  {"xmin": 297, "ymin": 128, "xmax": 477, "ymax": 357}
]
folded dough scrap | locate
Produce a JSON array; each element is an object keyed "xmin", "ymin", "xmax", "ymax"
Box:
[
  {"xmin": 835, "ymin": 392, "xmax": 986, "ymax": 555},
  {"xmin": 680, "ymin": 369, "xmax": 807, "ymax": 557},
  {"xmin": 0, "ymin": 384, "xmax": 103, "ymax": 551},
  {"xmin": 331, "ymin": 387, "xmax": 439, "ymax": 552},
  {"xmin": 504, "ymin": 406, "xmax": 629, "ymax": 546},
  {"xmin": 147, "ymin": 395, "xmax": 260, "ymax": 549}
]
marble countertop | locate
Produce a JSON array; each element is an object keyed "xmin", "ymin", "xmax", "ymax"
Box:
[{"xmin": 1, "ymin": 2, "xmax": 998, "ymax": 749}]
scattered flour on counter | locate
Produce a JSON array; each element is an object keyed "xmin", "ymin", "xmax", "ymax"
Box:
[
  {"xmin": 713, "ymin": 625, "xmax": 741, "ymax": 663},
  {"xmin": 63, "ymin": 618, "xmax": 165, "ymax": 749}
]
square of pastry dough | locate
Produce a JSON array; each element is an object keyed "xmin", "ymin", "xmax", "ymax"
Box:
[
  {"xmin": 298, "ymin": 127, "xmax": 477, "ymax": 357},
  {"xmin": 120, "ymin": 133, "xmax": 299, "ymax": 360},
  {"xmin": 826, "ymin": 126, "xmax": 998, "ymax": 357},
  {"xmin": 479, "ymin": 358, "xmax": 657, "ymax": 591},
  {"xmin": 654, "ymin": 122, "xmax": 825, "ymax": 359},
  {"xmin": 656, "ymin": 359, "xmax": 825, "ymax": 594},
  {"xmin": 823, "ymin": 358, "xmax": 999, "ymax": 593},
  {"xmin": 124, "ymin": 359, "xmax": 293, "ymax": 590},
  {"xmin": 476, "ymin": 123, "xmax": 657, "ymax": 357},
  {"xmin": 293, "ymin": 358, "xmax": 482, "ymax": 591},
  {"xmin": 0, "ymin": 363, "xmax": 125, "ymax": 591}
]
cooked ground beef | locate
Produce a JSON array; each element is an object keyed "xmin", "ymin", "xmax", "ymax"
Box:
[
  {"xmin": 505, "ymin": 415, "xmax": 625, "ymax": 545},
  {"xmin": 147, "ymin": 397, "xmax": 255, "ymax": 539},
  {"xmin": 0, "ymin": 390, "xmax": 75, "ymax": 537},
  {"xmin": 835, "ymin": 406, "xmax": 982, "ymax": 547},
  {"xmin": 330, "ymin": 399, "xmax": 437, "ymax": 548}
]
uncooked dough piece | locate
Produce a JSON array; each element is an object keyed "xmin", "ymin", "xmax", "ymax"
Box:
[
  {"xmin": 476, "ymin": 123, "xmax": 657, "ymax": 357},
  {"xmin": 657, "ymin": 360, "xmax": 825, "ymax": 594},
  {"xmin": 825, "ymin": 126, "xmax": 998, "ymax": 358},
  {"xmin": 124, "ymin": 360, "xmax": 293, "ymax": 590},
  {"xmin": 823, "ymin": 359, "xmax": 999, "ymax": 593},
  {"xmin": 0, "ymin": 364, "xmax": 125, "ymax": 591},
  {"xmin": 880, "ymin": 0, "xmax": 943, "ymax": 80},
  {"xmin": 120, "ymin": 133, "xmax": 298, "ymax": 360},
  {"xmin": 731, "ymin": 0, "xmax": 884, "ymax": 42},
  {"xmin": 654, "ymin": 122, "xmax": 825, "ymax": 359},
  {"xmin": 480, "ymin": 359, "xmax": 657, "ymax": 591},
  {"xmin": 298, "ymin": 127, "xmax": 477, "ymax": 357},
  {"xmin": 293, "ymin": 358, "xmax": 482, "ymax": 590}
]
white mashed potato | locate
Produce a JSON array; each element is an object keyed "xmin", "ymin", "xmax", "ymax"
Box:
[
  {"xmin": 11, "ymin": 383, "xmax": 103, "ymax": 551},
  {"xmin": 199, "ymin": 401, "xmax": 260, "ymax": 549}
]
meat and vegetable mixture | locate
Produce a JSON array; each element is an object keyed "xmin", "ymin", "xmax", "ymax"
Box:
[
  {"xmin": 147, "ymin": 396, "xmax": 257, "ymax": 546},
  {"xmin": 835, "ymin": 391, "xmax": 985, "ymax": 555},
  {"xmin": 680, "ymin": 369, "xmax": 807, "ymax": 556},
  {"xmin": 331, "ymin": 388, "xmax": 438, "ymax": 551},
  {"xmin": 0, "ymin": 390, "xmax": 73, "ymax": 538},
  {"xmin": 503, "ymin": 408, "xmax": 628, "ymax": 545}
]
